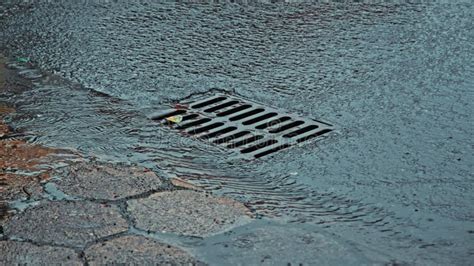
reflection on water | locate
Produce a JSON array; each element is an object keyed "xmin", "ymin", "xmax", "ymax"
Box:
[{"xmin": 1, "ymin": 1, "xmax": 473, "ymax": 263}]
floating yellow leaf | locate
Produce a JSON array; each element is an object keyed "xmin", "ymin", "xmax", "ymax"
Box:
[{"xmin": 166, "ymin": 115, "xmax": 183, "ymax": 124}]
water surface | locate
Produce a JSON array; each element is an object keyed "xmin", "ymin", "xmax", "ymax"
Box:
[{"xmin": 1, "ymin": 1, "xmax": 473, "ymax": 264}]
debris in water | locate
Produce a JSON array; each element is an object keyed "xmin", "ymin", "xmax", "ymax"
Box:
[
  {"xmin": 174, "ymin": 103, "xmax": 188, "ymax": 110},
  {"xmin": 166, "ymin": 115, "xmax": 183, "ymax": 124}
]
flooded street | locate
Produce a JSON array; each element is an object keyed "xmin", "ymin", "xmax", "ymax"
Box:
[{"xmin": 1, "ymin": 1, "xmax": 473, "ymax": 264}]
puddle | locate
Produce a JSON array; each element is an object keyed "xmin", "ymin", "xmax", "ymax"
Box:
[
  {"xmin": 42, "ymin": 182, "xmax": 78, "ymax": 201},
  {"xmin": 0, "ymin": 1, "xmax": 473, "ymax": 263},
  {"xmin": 1, "ymin": 53, "xmax": 471, "ymax": 263}
]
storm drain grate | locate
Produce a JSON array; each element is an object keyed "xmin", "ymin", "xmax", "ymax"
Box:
[{"xmin": 151, "ymin": 93, "xmax": 333, "ymax": 159}]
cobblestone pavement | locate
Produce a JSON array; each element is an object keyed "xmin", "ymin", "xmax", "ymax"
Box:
[
  {"xmin": 1, "ymin": 55, "xmax": 250, "ymax": 264},
  {"xmin": 1, "ymin": 152, "xmax": 253, "ymax": 264}
]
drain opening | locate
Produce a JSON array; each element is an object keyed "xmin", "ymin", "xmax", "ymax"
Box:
[
  {"xmin": 191, "ymin": 96, "xmax": 227, "ymax": 109},
  {"xmin": 227, "ymin": 135, "xmax": 264, "ymax": 149},
  {"xmin": 230, "ymin": 108, "xmax": 265, "ymax": 121},
  {"xmin": 204, "ymin": 100, "xmax": 240, "ymax": 113},
  {"xmin": 214, "ymin": 131, "xmax": 250, "ymax": 144},
  {"xmin": 188, "ymin": 122, "xmax": 225, "ymax": 135},
  {"xmin": 269, "ymin": 120, "xmax": 305, "ymax": 134},
  {"xmin": 217, "ymin": 104, "xmax": 252, "ymax": 117},
  {"xmin": 241, "ymin": 139, "xmax": 278, "ymax": 154},
  {"xmin": 200, "ymin": 126, "xmax": 237, "ymax": 139},
  {"xmin": 182, "ymin": 114, "xmax": 199, "ymax": 121},
  {"xmin": 176, "ymin": 118, "xmax": 212, "ymax": 130}
]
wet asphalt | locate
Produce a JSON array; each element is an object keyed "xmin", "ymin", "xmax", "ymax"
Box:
[{"xmin": 0, "ymin": 1, "xmax": 473, "ymax": 264}]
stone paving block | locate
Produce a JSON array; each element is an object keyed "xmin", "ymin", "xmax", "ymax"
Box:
[
  {"xmin": 53, "ymin": 161, "xmax": 166, "ymax": 200},
  {"xmin": 0, "ymin": 173, "xmax": 45, "ymax": 201},
  {"xmin": 0, "ymin": 122, "xmax": 9, "ymax": 137},
  {"xmin": 4, "ymin": 200, "xmax": 128, "ymax": 247},
  {"xmin": 0, "ymin": 240, "xmax": 82, "ymax": 265},
  {"xmin": 84, "ymin": 235, "xmax": 204, "ymax": 265},
  {"xmin": 127, "ymin": 190, "xmax": 253, "ymax": 237},
  {"xmin": 0, "ymin": 201, "xmax": 8, "ymax": 223}
]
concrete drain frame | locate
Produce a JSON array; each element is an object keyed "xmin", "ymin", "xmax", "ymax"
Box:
[{"xmin": 152, "ymin": 93, "xmax": 333, "ymax": 159}]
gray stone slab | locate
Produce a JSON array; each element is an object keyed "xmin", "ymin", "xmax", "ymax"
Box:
[
  {"xmin": 52, "ymin": 161, "xmax": 166, "ymax": 200},
  {"xmin": 84, "ymin": 235, "xmax": 204, "ymax": 265},
  {"xmin": 0, "ymin": 173, "xmax": 44, "ymax": 202},
  {"xmin": 127, "ymin": 190, "xmax": 253, "ymax": 237},
  {"xmin": 0, "ymin": 240, "xmax": 82, "ymax": 265},
  {"xmin": 4, "ymin": 200, "xmax": 128, "ymax": 247}
]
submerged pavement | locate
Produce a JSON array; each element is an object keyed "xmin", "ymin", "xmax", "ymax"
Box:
[
  {"xmin": 0, "ymin": 56, "xmax": 237, "ymax": 264},
  {"xmin": 0, "ymin": 128, "xmax": 246, "ymax": 264},
  {"xmin": 0, "ymin": 53, "xmax": 395, "ymax": 265},
  {"xmin": 1, "ymin": 112, "xmax": 241, "ymax": 265},
  {"xmin": 0, "ymin": 105, "xmax": 371, "ymax": 265}
]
